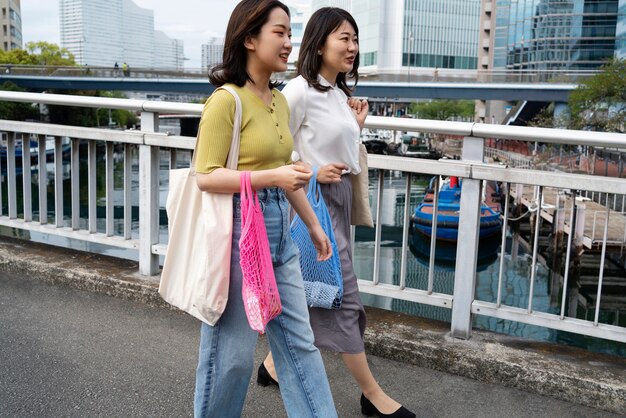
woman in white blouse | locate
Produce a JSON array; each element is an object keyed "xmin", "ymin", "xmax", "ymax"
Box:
[{"xmin": 258, "ymin": 7, "xmax": 416, "ymax": 418}]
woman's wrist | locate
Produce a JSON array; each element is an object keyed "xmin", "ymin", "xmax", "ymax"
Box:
[{"xmin": 250, "ymin": 169, "xmax": 277, "ymax": 190}]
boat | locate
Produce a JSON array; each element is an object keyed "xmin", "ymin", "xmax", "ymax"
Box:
[
  {"xmin": 360, "ymin": 128, "xmax": 395, "ymax": 155},
  {"xmin": 397, "ymin": 134, "xmax": 441, "ymax": 159},
  {"xmin": 410, "ymin": 176, "xmax": 502, "ymax": 241}
]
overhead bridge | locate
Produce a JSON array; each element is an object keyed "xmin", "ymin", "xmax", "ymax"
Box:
[{"xmin": 0, "ymin": 74, "xmax": 577, "ymax": 101}]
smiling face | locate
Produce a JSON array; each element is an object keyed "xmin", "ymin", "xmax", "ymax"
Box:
[
  {"xmin": 246, "ymin": 7, "xmax": 292, "ymax": 75},
  {"xmin": 319, "ymin": 20, "xmax": 358, "ymax": 83}
]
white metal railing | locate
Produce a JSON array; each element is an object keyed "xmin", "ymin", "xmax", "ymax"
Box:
[
  {"xmin": 1, "ymin": 91, "xmax": 625, "ymax": 345},
  {"xmin": 484, "ymin": 147, "xmax": 534, "ymax": 169},
  {"xmin": 0, "ymin": 64, "xmax": 601, "ymax": 83}
]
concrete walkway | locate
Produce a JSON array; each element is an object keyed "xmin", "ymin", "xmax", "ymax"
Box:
[
  {"xmin": 0, "ymin": 236, "xmax": 624, "ymax": 417},
  {"xmin": 0, "ymin": 271, "xmax": 620, "ymax": 418}
]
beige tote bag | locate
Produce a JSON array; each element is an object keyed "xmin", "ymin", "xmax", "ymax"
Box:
[
  {"xmin": 159, "ymin": 86, "xmax": 242, "ymax": 325},
  {"xmin": 350, "ymin": 144, "xmax": 374, "ymax": 228}
]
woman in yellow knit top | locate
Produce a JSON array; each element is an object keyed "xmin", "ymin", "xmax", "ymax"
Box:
[{"xmin": 192, "ymin": 1, "xmax": 337, "ymax": 417}]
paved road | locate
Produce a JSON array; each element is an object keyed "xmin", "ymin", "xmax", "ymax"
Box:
[{"xmin": 0, "ymin": 272, "xmax": 618, "ymax": 418}]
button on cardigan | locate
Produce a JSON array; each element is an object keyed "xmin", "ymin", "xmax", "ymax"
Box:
[{"xmin": 281, "ymin": 75, "xmax": 361, "ymax": 174}]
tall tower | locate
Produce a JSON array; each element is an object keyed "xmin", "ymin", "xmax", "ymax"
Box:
[
  {"xmin": 476, "ymin": 0, "xmax": 495, "ymax": 122},
  {"xmin": 0, "ymin": 0, "xmax": 22, "ymax": 51},
  {"xmin": 59, "ymin": 0, "xmax": 182, "ymax": 69},
  {"xmin": 614, "ymin": 0, "xmax": 625, "ymax": 59},
  {"xmin": 201, "ymin": 38, "xmax": 224, "ymax": 73}
]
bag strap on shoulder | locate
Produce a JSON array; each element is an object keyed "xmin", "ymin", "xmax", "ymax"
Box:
[{"xmin": 190, "ymin": 85, "xmax": 243, "ymax": 173}]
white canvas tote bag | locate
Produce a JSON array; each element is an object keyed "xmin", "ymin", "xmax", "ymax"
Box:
[{"xmin": 159, "ymin": 86, "xmax": 242, "ymax": 325}]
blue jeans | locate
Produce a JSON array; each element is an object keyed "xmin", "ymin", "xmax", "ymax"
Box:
[{"xmin": 194, "ymin": 188, "xmax": 337, "ymax": 418}]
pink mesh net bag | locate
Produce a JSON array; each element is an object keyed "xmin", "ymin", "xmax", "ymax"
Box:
[{"xmin": 238, "ymin": 171, "xmax": 282, "ymax": 333}]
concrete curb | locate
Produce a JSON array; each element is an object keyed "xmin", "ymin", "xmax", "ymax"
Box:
[{"xmin": 1, "ymin": 236, "xmax": 624, "ymax": 415}]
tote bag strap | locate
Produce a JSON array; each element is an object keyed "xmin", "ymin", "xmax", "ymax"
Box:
[
  {"xmin": 307, "ymin": 167, "xmax": 321, "ymax": 207},
  {"xmin": 190, "ymin": 85, "xmax": 243, "ymax": 173}
]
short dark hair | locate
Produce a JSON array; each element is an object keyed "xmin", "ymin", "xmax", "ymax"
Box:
[
  {"xmin": 297, "ymin": 7, "xmax": 359, "ymax": 96},
  {"xmin": 209, "ymin": 0, "xmax": 290, "ymax": 88}
]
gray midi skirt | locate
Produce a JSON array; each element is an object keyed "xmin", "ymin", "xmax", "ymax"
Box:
[{"xmin": 308, "ymin": 175, "xmax": 366, "ymax": 354}]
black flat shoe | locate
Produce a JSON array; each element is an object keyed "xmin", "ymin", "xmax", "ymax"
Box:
[
  {"xmin": 257, "ymin": 362, "xmax": 279, "ymax": 387},
  {"xmin": 360, "ymin": 394, "xmax": 416, "ymax": 418}
]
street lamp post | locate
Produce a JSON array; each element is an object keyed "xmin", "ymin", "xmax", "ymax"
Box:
[{"xmin": 78, "ymin": 36, "xmax": 86, "ymax": 64}]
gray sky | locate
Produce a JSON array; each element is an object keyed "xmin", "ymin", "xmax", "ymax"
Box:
[{"xmin": 21, "ymin": 0, "xmax": 308, "ymax": 69}]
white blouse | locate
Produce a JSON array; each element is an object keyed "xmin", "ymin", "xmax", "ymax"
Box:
[{"xmin": 282, "ymin": 75, "xmax": 362, "ymax": 174}]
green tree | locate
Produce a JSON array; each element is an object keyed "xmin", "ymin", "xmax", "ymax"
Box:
[
  {"xmin": 46, "ymin": 90, "xmax": 99, "ymax": 127},
  {"xmin": 0, "ymin": 41, "xmax": 75, "ymax": 65},
  {"xmin": 568, "ymin": 58, "xmax": 626, "ymax": 133},
  {"xmin": 530, "ymin": 59, "xmax": 626, "ymax": 132},
  {"xmin": 47, "ymin": 90, "xmax": 138, "ymax": 129},
  {"xmin": 409, "ymin": 100, "xmax": 475, "ymax": 120},
  {"xmin": 0, "ymin": 82, "xmax": 40, "ymax": 121},
  {"xmin": 95, "ymin": 91, "xmax": 138, "ymax": 129}
]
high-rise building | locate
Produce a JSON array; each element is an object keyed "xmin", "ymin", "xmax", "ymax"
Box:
[
  {"xmin": 618, "ymin": 0, "xmax": 626, "ymax": 58},
  {"xmin": 155, "ymin": 31, "xmax": 184, "ymax": 71},
  {"xmin": 312, "ymin": 0, "xmax": 481, "ymax": 72},
  {"xmin": 493, "ymin": 0, "xmax": 626, "ymax": 71},
  {"xmin": 201, "ymin": 38, "xmax": 223, "ymax": 73},
  {"xmin": 0, "ymin": 0, "xmax": 22, "ymax": 51},
  {"xmin": 312, "ymin": 0, "xmax": 352, "ymax": 10},
  {"xmin": 288, "ymin": 3, "xmax": 310, "ymax": 65},
  {"xmin": 59, "ymin": 0, "xmax": 183, "ymax": 69}
]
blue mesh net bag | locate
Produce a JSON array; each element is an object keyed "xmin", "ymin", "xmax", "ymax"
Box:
[{"xmin": 290, "ymin": 168, "xmax": 343, "ymax": 309}]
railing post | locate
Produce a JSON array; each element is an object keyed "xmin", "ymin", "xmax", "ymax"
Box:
[
  {"xmin": 451, "ymin": 136, "xmax": 484, "ymax": 339},
  {"xmin": 139, "ymin": 111, "xmax": 160, "ymax": 275}
]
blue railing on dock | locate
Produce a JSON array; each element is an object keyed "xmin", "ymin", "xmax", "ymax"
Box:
[{"xmin": 0, "ymin": 90, "xmax": 625, "ymax": 347}]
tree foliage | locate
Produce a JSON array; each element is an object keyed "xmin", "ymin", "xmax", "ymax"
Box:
[
  {"xmin": 568, "ymin": 58, "xmax": 626, "ymax": 132},
  {"xmin": 0, "ymin": 41, "xmax": 137, "ymax": 128},
  {"xmin": 47, "ymin": 90, "xmax": 138, "ymax": 129},
  {"xmin": 409, "ymin": 100, "xmax": 475, "ymax": 121},
  {"xmin": 96, "ymin": 91, "xmax": 138, "ymax": 129},
  {"xmin": 0, "ymin": 41, "xmax": 75, "ymax": 65},
  {"xmin": 531, "ymin": 59, "xmax": 626, "ymax": 132},
  {"xmin": 0, "ymin": 82, "xmax": 40, "ymax": 121}
]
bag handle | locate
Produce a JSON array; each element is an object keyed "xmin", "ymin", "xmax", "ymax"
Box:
[
  {"xmin": 240, "ymin": 171, "xmax": 260, "ymax": 212},
  {"xmin": 190, "ymin": 85, "xmax": 243, "ymax": 173},
  {"xmin": 307, "ymin": 167, "xmax": 321, "ymax": 207}
]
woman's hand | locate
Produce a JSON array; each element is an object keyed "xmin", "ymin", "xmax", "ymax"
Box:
[
  {"xmin": 348, "ymin": 98, "xmax": 369, "ymax": 130},
  {"xmin": 317, "ymin": 163, "xmax": 348, "ymax": 184},
  {"xmin": 269, "ymin": 164, "xmax": 312, "ymax": 192},
  {"xmin": 308, "ymin": 225, "xmax": 332, "ymax": 261}
]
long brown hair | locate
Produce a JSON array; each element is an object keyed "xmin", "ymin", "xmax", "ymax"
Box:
[
  {"xmin": 297, "ymin": 7, "xmax": 359, "ymax": 96},
  {"xmin": 209, "ymin": 0, "xmax": 290, "ymax": 88}
]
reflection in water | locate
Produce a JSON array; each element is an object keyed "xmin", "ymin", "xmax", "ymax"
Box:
[{"xmin": 355, "ymin": 171, "xmax": 625, "ymax": 357}]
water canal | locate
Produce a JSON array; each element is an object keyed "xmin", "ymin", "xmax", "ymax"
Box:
[{"xmin": 1, "ymin": 144, "xmax": 624, "ymax": 357}]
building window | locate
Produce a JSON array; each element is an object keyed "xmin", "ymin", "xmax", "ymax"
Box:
[
  {"xmin": 2, "ymin": 8, "xmax": 6, "ymax": 18},
  {"xmin": 362, "ymin": 51, "xmax": 377, "ymax": 66}
]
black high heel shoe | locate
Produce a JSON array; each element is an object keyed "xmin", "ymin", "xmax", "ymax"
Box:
[
  {"xmin": 360, "ymin": 394, "xmax": 416, "ymax": 418},
  {"xmin": 257, "ymin": 363, "xmax": 279, "ymax": 387}
]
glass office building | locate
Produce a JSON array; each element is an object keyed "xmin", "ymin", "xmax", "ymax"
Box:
[
  {"xmin": 313, "ymin": 0, "xmax": 480, "ymax": 71},
  {"xmin": 617, "ymin": 0, "xmax": 626, "ymax": 58},
  {"xmin": 60, "ymin": 0, "xmax": 183, "ymax": 69},
  {"xmin": 403, "ymin": 0, "xmax": 480, "ymax": 69},
  {"xmin": 493, "ymin": 0, "xmax": 626, "ymax": 71}
]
